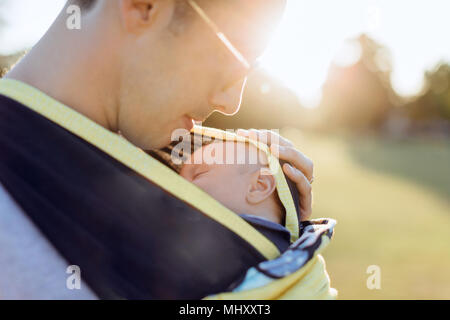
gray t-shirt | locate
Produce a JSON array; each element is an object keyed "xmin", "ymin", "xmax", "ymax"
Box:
[{"xmin": 0, "ymin": 183, "xmax": 97, "ymax": 300}]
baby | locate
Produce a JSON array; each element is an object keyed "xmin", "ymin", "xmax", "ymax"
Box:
[{"xmin": 179, "ymin": 140, "xmax": 293, "ymax": 252}]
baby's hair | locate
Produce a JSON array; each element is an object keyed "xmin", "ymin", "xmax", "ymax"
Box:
[
  {"xmin": 147, "ymin": 134, "xmax": 288, "ymax": 225},
  {"xmin": 146, "ymin": 132, "xmax": 215, "ymax": 173}
]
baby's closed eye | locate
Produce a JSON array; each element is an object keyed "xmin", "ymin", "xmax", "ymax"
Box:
[{"xmin": 193, "ymin": 166, "xmax": 210, "ymax": 179}]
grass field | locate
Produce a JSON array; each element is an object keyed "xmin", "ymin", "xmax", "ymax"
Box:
[{"xmin": 281, "ymin": 129, "xmax": 450, "ymax": 299}]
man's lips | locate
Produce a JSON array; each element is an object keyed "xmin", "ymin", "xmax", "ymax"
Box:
[
  {"xmin": 185, "ymin": 115, "xmax": 208, "ymax": 128},
  {"xmin": 182, "ymin": 116, "xmax": 195, "ymax": 131}
]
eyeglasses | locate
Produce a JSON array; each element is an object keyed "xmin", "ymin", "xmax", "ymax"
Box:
[{"xmin": 187, "ymin": 0, "xmax": 256, "ymax": 73}]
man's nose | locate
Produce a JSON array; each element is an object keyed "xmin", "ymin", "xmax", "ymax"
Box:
[{"xmin": 210, "ymin": 78, "xmax": 248, "ymax": 116}]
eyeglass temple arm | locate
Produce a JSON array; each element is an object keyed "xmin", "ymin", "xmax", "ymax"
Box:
[{"xmin": 187, "ymin": 0, "xmax": 251, "ymax": 70}]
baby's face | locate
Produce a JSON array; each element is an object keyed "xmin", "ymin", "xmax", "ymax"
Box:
[{"xmin": 180, "ymin": 141, "xmax": 265, "ymax": 215}]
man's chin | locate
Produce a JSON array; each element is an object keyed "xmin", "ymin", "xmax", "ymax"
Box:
[
  {"xmin": 145, "ymin": 135, "xmax": 172, "ymax": 151},
  {"xmin": 124, "ymin": 126, "xmax": 192, "ymax": 151},
  {"xmin": 149, "ymin": 129, "xmax": 183, "ymax": 150}
]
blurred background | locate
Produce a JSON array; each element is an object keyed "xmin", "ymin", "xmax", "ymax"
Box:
[{"xmin": 1, "ymin": 0, "xmax": 449, "ymax": 299}]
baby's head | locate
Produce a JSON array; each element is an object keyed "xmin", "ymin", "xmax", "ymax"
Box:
[{"xmin": 180, "ymin": 140, "xmax": 284, "ymax": 224}]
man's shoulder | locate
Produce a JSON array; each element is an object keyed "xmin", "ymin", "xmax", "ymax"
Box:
[{"xmin": 0, "ymin": 183, "xmax": 97, "ymax": 299}]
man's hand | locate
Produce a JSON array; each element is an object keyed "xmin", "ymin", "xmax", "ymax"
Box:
[{"xmin": 237, "ymin": 129, "xmax": 314, "ymax": 222}]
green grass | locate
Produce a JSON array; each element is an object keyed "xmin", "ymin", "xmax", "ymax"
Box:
[{"xmin": 281, "ymin": 129, "xmax": 450, "ymax": 299}]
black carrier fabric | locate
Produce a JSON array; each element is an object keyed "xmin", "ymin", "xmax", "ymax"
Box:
[{"xmin": 0, "ymin": 94, "xmax": 267, "ymax": 299}]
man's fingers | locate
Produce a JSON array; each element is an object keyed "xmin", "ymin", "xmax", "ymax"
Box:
[
  {"xmin": 283, "ymin": 164, "xmax": 313, "ymax": 221},
  {"xmin": 236, "ymin": 128, "xmax": 314, "ymax": 221},
  {"xmin": 274, "ymin": 145, "xmax": 314, "ymax": 182}
]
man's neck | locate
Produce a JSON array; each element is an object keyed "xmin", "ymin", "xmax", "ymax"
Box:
[{"xmin": 6, "ymin": 10, "xmax": 120, "ymax": 132}]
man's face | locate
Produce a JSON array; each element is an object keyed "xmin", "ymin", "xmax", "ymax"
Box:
[{"xmin": 116, "ymin": 0, "xmax": 286, "ymax": 150}]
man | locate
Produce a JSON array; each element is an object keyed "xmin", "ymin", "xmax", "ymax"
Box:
[{"xmin": 0, "ymin": 0, "xmax": 317, "ymax": 299}]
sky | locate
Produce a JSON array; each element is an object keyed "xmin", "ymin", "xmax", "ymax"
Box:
[
  {"xmin": 0, "ymin": 0, "xmax": 449, "ymax": 107},
  {"xmin": 260, "ymin": 0, "xmax": 450, "ymax": 106}
]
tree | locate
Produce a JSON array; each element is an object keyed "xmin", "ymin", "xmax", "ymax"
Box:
[
  {"xmin": 318, "ymin": 34, "xmax": 397, "ymax": 132},
  {"xmin": 0, "ymin": 0, "xmax": 7, "ymax": 36},
  {"xmin": 406, "ymin": 62, "xmax": 450, "ymax": 122},
  {"xmin": 0, "ymin": 1, "xmax": 8, "ymax": 77}
]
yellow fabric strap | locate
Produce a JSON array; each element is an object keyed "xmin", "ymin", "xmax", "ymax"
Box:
[
  {"xmin": 191, "ymin": 126, "xmax": 300, "ymax": 242},
  {"xmin": 206, "ymin": 254, "xmax": 338, "ymax": 300},
  {"xmin": 0, "ymin": 78, "xmax": 280, "ymax": 260},
  {"xmin": 204, "ymin": 218, "xmax": 337, "ymax": 300}
]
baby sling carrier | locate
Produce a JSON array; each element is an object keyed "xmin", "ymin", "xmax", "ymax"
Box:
[{"xmin": 0, "ymin": 79, "xmax": 337, "ymax": 299}]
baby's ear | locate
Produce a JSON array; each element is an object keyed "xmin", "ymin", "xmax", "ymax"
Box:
[{"xmin": 246, "ymin": 168, "xmax": 277, "ymax": 205}]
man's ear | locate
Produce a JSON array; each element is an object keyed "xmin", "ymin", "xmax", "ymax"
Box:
[
  {"xmin": 246, "ymin": 168, "xmax": 277, "ymax": 205},
  {"xmin": 119, "ymin": 0, "xmax": 175, "ymax": 34}
]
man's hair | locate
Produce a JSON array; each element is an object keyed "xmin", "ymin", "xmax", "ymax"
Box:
[
  {"xmin": 69, "ymin": 0, "xmax": 207, "ymax": 34},
  {"xmin": 69, "ymin": 0, "xmax": 211, "ymax": 20},
  {"xmin": 71, "ymin": 0, "xmax": 97, "ymax": 10},
  {"xmin": 69, "ymin": 0, "xmax": 203, "ymax": 14}
]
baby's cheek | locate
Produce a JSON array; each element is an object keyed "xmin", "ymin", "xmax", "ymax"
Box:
[
  {"xmin": 191, "ymin": 177, "xmax": 213, "ymax": 193},
  {"xmin": 195, "ymin": 176, "xmax": 224, "ymax": 197}
]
